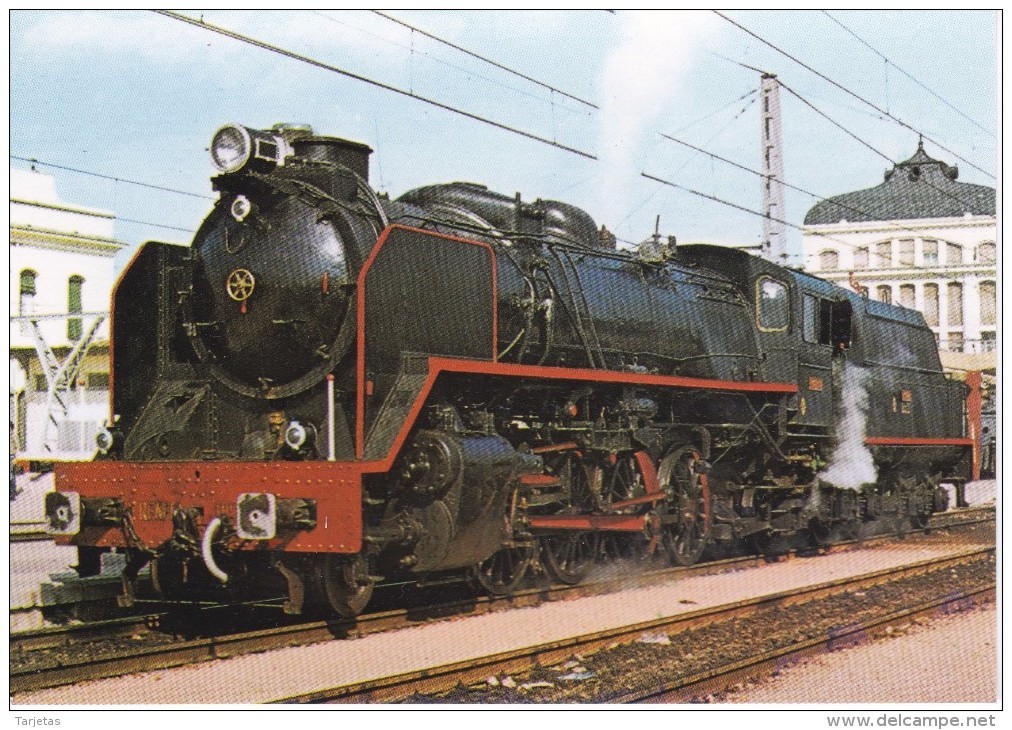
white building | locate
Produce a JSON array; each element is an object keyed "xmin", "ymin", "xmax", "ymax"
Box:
[
  {"xmin": 10, "ymin": 167, "xmax": 126, "ymax": 459},
  {"xmin": 801, "ymin": 142, "xmax": 996, "ymax": 355}
]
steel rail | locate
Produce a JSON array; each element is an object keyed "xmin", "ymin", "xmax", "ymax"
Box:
[
  {"xmin": 274, "ymin": 546, "xmax": 994, "ymax": 703},
  {"xmin": 8, "ymin": 550, "xmax": 768, "ymax": 693},
  {"xmin": 11, "ymin": 505, "xmax": 993, "ymax": 647},
  {"xmin": 622, "ymin": 583, "xmax": 996, "ymax": 704},
  {"xmin": 10, "ymin": 509, "xmax": 994, "ymax": 694}
]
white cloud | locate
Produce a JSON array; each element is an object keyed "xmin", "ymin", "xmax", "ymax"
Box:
[
  {"xmin": 15, "ymin": 10, "xmax": 411, "ymax": 70},
  {"xmin": 18, "ymin": 10, "xmax": 201, "ymax": 65},
  {"xmin": 593, "ymin": 10, "xmax": 717, "ymax": 228}
]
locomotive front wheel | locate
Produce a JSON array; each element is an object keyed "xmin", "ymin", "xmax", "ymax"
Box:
[
  {"xmin": 320, "ymin": 554, "xmax": 374, "ymax": 619},
  {"xmin": 659, "ymin": 447, "xmax": 710, "ymax": 566},
  {"xmin": 541, "ymin": 533, "xmax": 597, "ymax": 585},
  {"xmin": 472, "ymin": 542, "xmax": 534, "ymax": 597}
]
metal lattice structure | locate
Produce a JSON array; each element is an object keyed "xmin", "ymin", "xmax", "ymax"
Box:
[
  {"xmin": 20, "ymin": 313, "xmax": 106, "ymax": 453},
  {"xmin": 760, "ymin": 73, "xmax": 787, "ymax": 265}
]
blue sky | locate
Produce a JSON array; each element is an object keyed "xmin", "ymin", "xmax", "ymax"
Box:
[{"xmin": 9, "ymin": 10, "xmax": 998, "ymax": 266}]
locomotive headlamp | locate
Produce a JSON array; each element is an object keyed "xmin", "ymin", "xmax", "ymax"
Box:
[
  {"xmin": 284, "ymin": 421, "xmax": 308, "ymax": 451},
  {"xmin": 231, "ymin": 195, "xmax": 253, "ymax": 222},
  {"xmin": 210, "ymin": 124, "xmax": 291, "ymax": 175},
  {"xmin": 95, "ymin": 428, "xmax": 115, "ymax": 454}
]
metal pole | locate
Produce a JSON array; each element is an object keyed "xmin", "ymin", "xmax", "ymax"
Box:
[
  {"xmin": 326, "ymin": 374, "xmax": 336, "ymax": 461},
  {"xmin": 760, "ymin": 73, "xmax": 787, "ymax": 265},
  {"xmin": 966, "ymin": 370, "xmax": 982, "ymax": 482},
  {"xmin": 79, "ymin": 377, "xmax": 87, "ymax": 455}
]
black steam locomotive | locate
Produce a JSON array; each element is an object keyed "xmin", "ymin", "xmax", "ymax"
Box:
[{"xmin": 47, "ymin": 124, "xmax": 972, "ymax": 617}]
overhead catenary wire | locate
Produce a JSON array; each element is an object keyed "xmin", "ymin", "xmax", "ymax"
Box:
[
  {"xmin": 310, "ymin": 11, "xmax": 589, "ymax": 117},
  {"xmin": 10, "ymin": 155, "xmax": 201, "ymax": 234},
  {"xmin": 711, "ymin": 10, "xmax": 995, "ymax": 181},
  {"xmin": 617, "ymin": 89, "xmax": 758, "ymax": 229},
  {"xmin": 153, "ymin": 10, "xmax": 597, "ymax": 161},
  {"xmin": 115, "ymin": 217, "xmax": 196, "ymax": 234},
  {"xmin": 701, "ymin": 54, "xmax": 992, "ymax": 231},
  {"xmin": 10, "ymin": 154, "xmax": 214, "ymax": 201},
  {"xmin": 821, "ymin": 11, "xmax": 995, "ymax": 139},
  {"xmin": 641, "ymin": 169, "xmax": 963, "ymax": 284},
  {"xmin": 655, "ymin": 131, "xmax": 987, "ymax": 283},
  {"xmin": 370, "ymin": 10, "xmax": 598, "ymax": 110},
  {"xmin": 777, "ymin": 81, "xmax": 990, "ymax": 216}
]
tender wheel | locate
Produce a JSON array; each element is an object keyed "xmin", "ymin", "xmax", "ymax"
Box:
[
  {"xmin": 542, "ymin": 533, "xmax": 597, "ymax": 585},
  {"xmin": 320, "ymin": 554, "xmax": 374, "ymax": 618},
  {"xmin": 472, "ymin": 542, "xmax": 534, "ymax": 597},
  {"xmin": 659, "ymin": 447, "xmax": 710, "ymax": 566},
  {"xmin": 809, "ymin": 517, "xmax": 834, "ymax": 548},
  {"xmin": 750, "ymin": 530, "xmax": 778, "ymax": 556}
]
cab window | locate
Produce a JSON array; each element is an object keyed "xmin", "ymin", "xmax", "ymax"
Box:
[
  {"xmin": 757, "ymin": 277, "xmax": 789, "ymax": 331},
  {"xmin": 803, "ymin": 294, "xmax": 833, "ymax": 345}
]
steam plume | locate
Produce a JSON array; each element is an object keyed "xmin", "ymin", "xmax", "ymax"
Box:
[
  {"xmin": 818, "ymin": 364, "xmax": 878, "ymax": 490},
  {"xmin": 593, "ymin": 11, "xmax": 715, "ymax": 227}
]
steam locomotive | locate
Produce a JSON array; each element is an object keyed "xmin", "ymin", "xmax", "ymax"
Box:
[{"xmin": 46, "ymin": 124, "xmax": 973, "ymax": 617}]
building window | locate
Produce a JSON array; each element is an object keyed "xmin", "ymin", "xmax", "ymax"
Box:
[
  {"xmin": 946, "ymin": 242, "xmax": 962, "ymax": 265},
  {"xmin": 875, "ymin": 241, "xmax": 892, "ymax": 268},
  {"xmin": 19, "ymin": 269, "xmax": 38, "ymax": 335},
  {"xmin": 981, "ymin": 331, "xmax": 996, "ymax": 352},
  {"xmin": 68, "ymin": 275, "xmax": 84, "ymax": 341},
  {"xmin": 899, "ymin": 284, "xmax": 915, "ymax": 309},
  {"xmin": 877, "ymin": 285, "xmax": 892, "ymax": 305},
  {"xmin": 19, "ymin": 268, "xmax": 37, "ymax": 311},
  {"xmin": 899, "ymin": 239, "xmax": 915, "ymax": 267},
  {"xmin": 922, "ymin": 240, "xmax": 938, "ymax": 266},
  {"xmin": 19, "ymin": 269, "xmax": 37, "ymax": 299},
  {"xmin": 977, "ymin": 242, "xmax": 996, "ymax": 264},
  {"xmin": 757, "ymin": 277, "xmax": 790, "ymax": 332},
  {"xmin": 819, "ymin": 250, "xmax": 839, "ymax": 271},
  {"xmin": 853, "ymin": 247, "xmax": 869, "ymax": 269},
  {"xmin": 948, "ymin": 332, "xmax": 964, "ymax": 353},
  {"xmin": 923, "ymin": 283, "xmax": 939, "ymax": 326},
  {"xmin": 947, "ymin": 282, "xmax": 963, "ymax": 326},
  {"xmin": 980, "ymin": 280, "xmax": 996, "ymax": 326}
]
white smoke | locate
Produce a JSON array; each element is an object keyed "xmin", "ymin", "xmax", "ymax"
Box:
[
  {"xmin": 818, "ymin": 365, "xmax": 878, "ymax": 490},
  {"xmin": 593, "ymin": 11, "xmax": 716, "ymax": 226}
]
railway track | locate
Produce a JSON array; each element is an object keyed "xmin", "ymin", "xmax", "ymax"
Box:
[
  {"xmin": 621, "ymin": 582, "xmax": 996, "ymax": 704},
  {"xmin": 10, "ymin": 507, "xmax": 994, "ymax": 696},
  {"xmin": 278, "ymin": 546, "xmax": 995, "ymax": 703}
]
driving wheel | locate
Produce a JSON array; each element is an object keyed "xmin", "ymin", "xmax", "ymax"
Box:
[{"xmin": 659, "ymin": 446, "xmax": 710, "ymax": 566}]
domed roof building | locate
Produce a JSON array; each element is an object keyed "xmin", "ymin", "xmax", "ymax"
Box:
[
  {"xmin": 802, "ymin": 141, "xmax": 996, "ymax": 356},
  {"xmin": 805, "ymin": 141, "xmax": 995, "ymax": 225}
]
